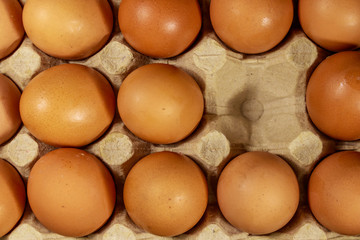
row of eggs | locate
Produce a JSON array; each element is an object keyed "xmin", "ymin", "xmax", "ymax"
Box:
[
  {"xmin": 3, "ymin": 146, "xmax": 360, "ymax": 238},
  {"xmin": 1, "ymin": 0, "xmax": 360, "ymax": 61},
  {"xmin": 1, "ymin": 63, "xmax": 203, "ymax": 147},
  {"xmin": 2, "ymin": 49, "xmax": 360, "ymax": 154}
]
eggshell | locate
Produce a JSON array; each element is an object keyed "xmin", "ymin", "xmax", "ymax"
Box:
[
  {"xmin": 308, "ymin": 151, "xmax": 360, "ymax": 235},
  {"xmin": 123, "ymin": 151, "xmax": 208, "ymax": 237},
  {"xmin": 0, "ymin": 158, "xmax": 26, "ymax": 238},
  {"xmin": 217, "ymin": 152, "xmax": 299, "ymax": 235},
  {"xmin": 23, "ymin": 0, "xmax": 113, "ymax": 60},
  {"xmin": 117, "ymin": 63, "xmax": 204, "ymax": 144},
  {"xmin": 306, "ymin": 51, "xmax": 360, "ymax": 141},
  {"xmin": 0, "ymin": 0, "xmax": 24, "ymax": 59},
  {"xmin": 210, "ymin": 0, "xmax": 293, "ymax": 54},
  {"xmin": 299, "ymin": 0, "xmax": 360, "ymax": 52},
  {"xmin": 27, "ymin": 148, "xmax": 116, "ymax": 237},
  {"xmin": 0, "ymin": 74, "xmax": 21, "ymax": 145},
  {"xmin": 19, "ymin": 64, "xmax": 115, "ymax": 147},
  {"xmin": 118, "ymin": 0, "xmax": 201, "ymax": 58}
]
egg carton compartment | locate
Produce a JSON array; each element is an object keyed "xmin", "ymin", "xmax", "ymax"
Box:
[{"xmin": 1, "ymin": 0, "xmax": 358, "ymax": 239}]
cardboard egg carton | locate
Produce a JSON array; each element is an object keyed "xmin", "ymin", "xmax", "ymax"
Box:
[{"xmin": 1, "ymin": 0, "xmax": 359, "ymax": 239}]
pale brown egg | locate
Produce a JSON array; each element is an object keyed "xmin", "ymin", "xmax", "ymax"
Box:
[
  {"xmin": 0, "ymin": 0, "xmax": 24, "ymax": 59},
  {"xmin": 217, "ymin": 152, "xmax": 299, "ymax": 235},
  {"xmin": 27, "ymin": 148, "xmax": 116, "ymax": 237},
  {"xmin": 308, "ymin": 151, "xmax": 360, "ymax": 235},
  {"xmin": 299, "ymin": 0, "xmax": 360, "ymax": 52},
  {"xmin": 117, "ymin": 63, "xmax": 204, "ymax": 144},
  {"xmin": 0, "ymin": 158, "xmax": 26, "ymax": 238},
  {"xmin": 306, "ymin": 51, "xmax": 360, "ymax": 141},
  {"xmin": 210, "ymin": 0, "xmax": 293, "ymax": 54},
  {"xmin": 20, "ymin": 64, "xmax": 115, "ymax": 147},
  {"xmin": 23, "ymin": 0, "xmax": 113, "ymax": 60},
  {"xmin": 123, "ymin": 151, "xmax": 208, "ymax": 237},
  {"xmin": 118, "ymin": 0, "xmax": 202, "ymax": 58},
  {"xmin": 0, "ymin": 74, "xmax": 21, "ymax": 145}
]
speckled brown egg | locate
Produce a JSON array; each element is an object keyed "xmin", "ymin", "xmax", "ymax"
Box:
[
  {"xmin": 299, "ymin": 0, "xmax": 360, "ymax": 52},
  {"xmin": 118, "ymin": 0, "xmax": 202, "ymax": 58},
  {"xmin": 23, "ymin": 0, "xmax": 113, "ymax": 60},
  {"xmin": 217, "ymin": 152, "xmax": 299, "ymax": 235},
  {"xmin": 0, "ymin": 0, "xmax": 24, "ymax": 59},
  {"xmin": 27, "ymin": 148, "xmax": 116, "ymax": 237},
  {"xmin": 117, "ymin": 63, "xmax": 204, "ymax": 144},
  {"xmin": 306, "ymin": 51, "xmax": 360, "ymax": 141},
  {"xmin": 210, "ymin": 0, "xmax": 293, "ymax": 54},
  {"xmin": 0, "ymin": 158, "xmax": 26, "ymax": 238},
  {"xmin": 20, "ymin": 64, "xmax": 115, "ymax": 147},
  {"xmin": 0, "ymin": 74, "xmax": 21, "ymax": 145},
  {"xmin": 308, "ymin": 151, "xmax": 360, "ymax": 235},
  {"xmin": 123, "ymin": 151, "xmax": 208, "ymax": 237}
]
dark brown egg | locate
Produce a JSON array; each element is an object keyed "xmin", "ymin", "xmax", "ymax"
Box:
[
  {"xmin": 0, "ymin": 159, "xmax": 26, "ymax": 237},
  {"xmin": 0, "ymin": 0, "xmax": 24, "ymax": 59},
  {"xmin": 210, "ymin": 0, "xmax": 293, "ymax": 54},
  {"xmin": 0, "ymin": 74, "xmax": 21, "ymax": 145},
  {"xmin": 306, "ymin": 51, "xmax": 360, "ymax": 140},
  {"xmin": 118, "ymin": 0, "xmax": 202, "ymax": 58}
]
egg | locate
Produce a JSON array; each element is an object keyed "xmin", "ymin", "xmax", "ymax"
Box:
[
  {"xmin": 27, "ymin": 148, "xmax": 116, "ymax": 237},
  {"xmin": 0, "ymin": 0, "xmax": 24, "ymax": 59},
  {"xmin": 308, "ymin": 151, "xmax": 360, "ymax": 235},
  {"xmin": 306, "ymin": 51, "xmax": 360, "ymax": 141},
  {"xmin": 117, "ymin": 63, "xmax": 204, "ymax": 144},
  {"xmin": 20, "ymin": 64, "xmax": 115, "ymax": 147},
  {"xmin": 217, "ymin": 152, "xmax": 299, "ymax": 235},
  {"xmin": 299, "ymin": 0, "xmax": 360, "ymax": 52},
  {"xmin": 0, "ymin": 74, "xmax": 21, "ymax": 145},
  {"xmin": 23, "ymin": 0, "xmax": 113, "ymax": 60},
  {"xmin": 118, "ymin": 0, "xmax": 202, "ymax": 58},
  {"xmin": 0, "ymin": 158, "xmax": 26, "ymax": 238},
  {"xmin": 123, "ymin": 151, "xmax": 208, "ymax": 237},
  {"xmin": 210, "ymin": 0, "xmax": 293, "ymax": 54}
]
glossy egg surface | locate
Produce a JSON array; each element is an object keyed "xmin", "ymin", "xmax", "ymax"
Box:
[{"xmin": 20, "ymin": 64, "xmax": 115, "ymax": 147}]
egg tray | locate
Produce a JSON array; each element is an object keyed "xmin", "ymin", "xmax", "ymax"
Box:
[{"xmin": 1, "ymin": 0, "xmax": 360, "ymax": 239}]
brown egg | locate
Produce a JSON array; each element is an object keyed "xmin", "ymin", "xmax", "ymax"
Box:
[
  {"xmin": 0, "ymin": 74, "xmax": 21, "ymax": 145},
  {"xmin": 123, "ymin": 151, "xmax": 208, "ymax": 237},
  {"xmin": 210, "ymin": 0, "xmax": 293, "ymax": 54},
  {"xmin": 117, "ymin": 63, "xmax": 204, "ymax": 144},
  {"xmin": 23, "ymin": 0, "xmax": 113, "ymax": 60},
  {"xmin": 20, "ymin": 64, "xmax": 115, "ymax": 147},
  {"xmin": 27, "ymin": 148, "xmax": 116, "ymax": 237},
  {"xmin": 308, "ymin": 151, "xmax": 360, "ymax": 235},
  {"xmin": 299, "ymin": 0, "xmax": 360, "ymax": 52},
  {"xmin": 0, "ymin": 159, "xmax": 26, "ymax": 238},
  {"xmin": 0, "ymin": 0, "xmax": 24, "ymax": 59},
  {"xmin": 118, "ymin": 0, "xmax": 201, "ymax": 58},
  {"xmin": 217, "ymin": 152, "xmax": 299, "ymax": 235},
  {"xmin": 306, "ymin": 51, "xmax": 360, "ymax": 141}
]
